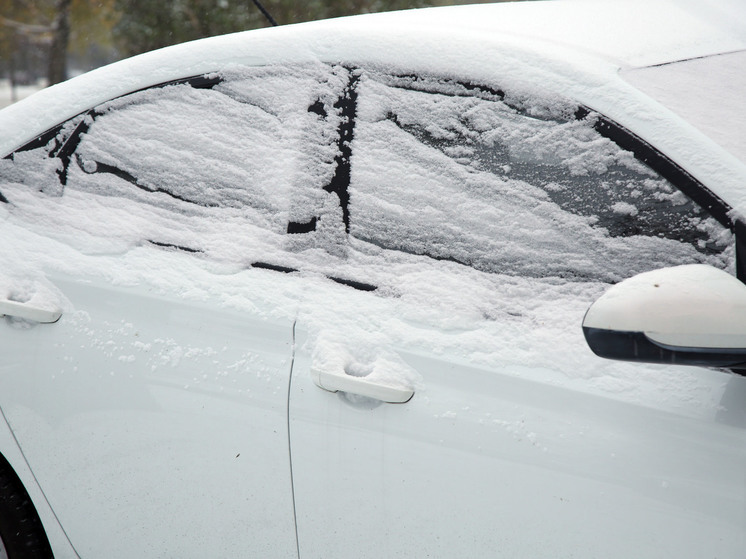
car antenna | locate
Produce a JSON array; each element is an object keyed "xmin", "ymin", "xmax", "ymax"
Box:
[{"xmin": 251, "ymin": 0, "xmax": 279, "ymax": 26}]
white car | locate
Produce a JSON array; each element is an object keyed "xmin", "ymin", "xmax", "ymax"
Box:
[{"xmin": 1, "ymin": 1, "xmax": 745, "ymax": 557}]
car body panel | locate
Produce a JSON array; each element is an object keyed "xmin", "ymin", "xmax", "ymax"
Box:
[
  {"xmin": 0, "ymin": 270, "xmax": 298, "ymax": 557},
  {"xmin": 0, "ymin": 409, "xmax": 78, "ymax": 558},
  {"xmin": 290, "ymin": 325, "xmax": 746, "ymax": 558},
  {"xmin": 622, "ymin": 50, "xmax": 746, "ymax": 166}
]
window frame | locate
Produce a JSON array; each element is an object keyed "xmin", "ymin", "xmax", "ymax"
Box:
[
  {"xmin": 343, "ymin": 69, "xmax": 739, "ymax": 281},
  {"xmin": 3, "ymin": 68, "xmax": 742, "ymax": 286}
]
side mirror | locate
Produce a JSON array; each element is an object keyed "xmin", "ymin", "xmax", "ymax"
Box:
[{"xmin": 582, "ymin": 264, "xmax": 746, "ymax": 369}]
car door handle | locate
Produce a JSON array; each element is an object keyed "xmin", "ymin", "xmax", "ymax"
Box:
[
  {"xmin": 0, "ymin": 299, "xmax": 62, "ymax": 323},
  {"xmin": 311, "ymin": 369, "xmax": 414, "ymax": 403}
]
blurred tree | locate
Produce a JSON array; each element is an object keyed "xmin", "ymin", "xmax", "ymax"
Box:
[
  {"xmin": 47, "ymin": 0, "xmax": 72, "ymax": 84},
  {"xmin": 1, "ymin": 0, "xmax": 118, "ymax": 86},
  {"xmin": 112, "ymin": 0, "xmax": 262, "ymax": 56},
  {"xmin": 112, "ymin": 0, "xmax": 500, "ymax": 57},
  {"xmin": 2, "ymin": 0, "xmax": 505, "ymax": 94}
]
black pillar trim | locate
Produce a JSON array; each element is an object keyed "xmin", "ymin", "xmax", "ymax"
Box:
[
  {"xmin": 590, "ymin": 114, "xmax": 732, "ymax": 230},
  {"xmin": 583, "ymin": 327, "xmax": 746, "ymax": 373},
  {"xmin": 287, "ymin": 218, "xmax": 318, "ymax": 234},
  {"xmin": 51, "ymin": 110, "xmax": 94, "ymax": 186},
  {"xmin": 736, "ymin": 219, "xmax": 746, "ymax": 284},
  {"xmin": 322, "ymin": 71, "xmax": 360, "ymax": 234}
]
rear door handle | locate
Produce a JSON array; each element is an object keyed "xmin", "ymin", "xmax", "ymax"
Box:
[
  {"xmin": 312, "ymin": 368, "xmax": 414, "ymax": 403},
  {"xmin": 0, "ymin": 300, "xmax": 62, "ymax": 323}
]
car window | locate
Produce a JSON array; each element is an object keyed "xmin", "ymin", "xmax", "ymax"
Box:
[
  {"xmin": 0, "ymin": 63, "xmax": 346, "ymax": 268},
  {"xmin": 347, "ymin": 72, "xmax": 732, "ymax": 282}
]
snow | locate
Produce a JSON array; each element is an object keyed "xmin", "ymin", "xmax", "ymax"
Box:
[
  {"xmin": 349, "ymin": 72, "xmax": 731, "ymax": 282},
  {"xmin": 383, "ymin": 0, "xmax": 746, "ymax": 68},
  {"xmin": 611, "ymin": 201, "xmax": 639, "ymax": 217},
  {"xmin": 0, "ymin": 60, "xmax": 736, "ymax": 417},
  {"xmin": 622, "ymin": 51, "xmax": 746, "ymax": 166}
]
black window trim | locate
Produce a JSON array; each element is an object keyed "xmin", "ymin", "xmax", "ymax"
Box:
[
  {"xmin": 583, "ymin": 108, "xmax": 746, "ymax": 284},
  {"xmin": 4, "ymin": 74, "xmax": 223, "ymax": 160},
  {"xmin": 3, "ymin": 68, "xmax": 743, "ymax": 286}
]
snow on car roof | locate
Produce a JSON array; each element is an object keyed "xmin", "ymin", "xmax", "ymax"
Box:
[
  {"xmin": 1, "ymin": 0, "xmax": 745, "ymax": 210},
  {"xmin": 2, "ymin": 0, "xmax": 744, "ymax": 135},
  {"xmin": 369, "ymin": 0, "xmax": 746, "ymax": 67},
  {"xmin": 622, "ymin": 51, "xmax": 746, "ymax": 166}
]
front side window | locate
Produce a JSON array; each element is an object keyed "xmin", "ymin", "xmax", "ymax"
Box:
[{"xmin": 346, "ymin": 72, "xmax": 732, "ymax": 282}]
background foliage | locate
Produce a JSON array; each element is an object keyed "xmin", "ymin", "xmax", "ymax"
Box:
[
  {"xmin": 1, "ymin": 0, "xmax": 502, "ymax": 87},
  {"xmin": 111, "ymin": 0, "xmax": 498, "ymax": 56}
]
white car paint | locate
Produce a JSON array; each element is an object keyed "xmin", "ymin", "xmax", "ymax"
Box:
[
  {"xmin": 0, "ymin": 271, "xmax": 298, "ymax": 557},
  {"xmin": 584, "ymin": 265, "xmax": 746, "ymax": 348},
  {"xmin": 290, "ymin": 300, "xmax": 746, "ymax": 557},
  {"xmin": 0, "ymin": 402, "xmax": 77, "ymax": 558},
  {"xmin": 622, "ymin": 51, "xmax": 746, "ymax": 166}
]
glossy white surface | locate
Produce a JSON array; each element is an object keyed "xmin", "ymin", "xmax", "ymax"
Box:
[
  {"xmin": 0, "ymin": 273, "xmax": 298, "ymax": 557},
  {"xmin": 0, "ymin": 399, "xmax": 78, "ymax": 558},
  {"xmin": 291, "ymin": 329, "xmax": 746, "ymax": 558},
  {"xmin": 584, "ymin": 265, "xmax": 746, "ymax": 348},
  {"xmin": 312, "ymin": 368, "xmax": 414, "ymax": 403},
  {"xmin": 0, "ymin": 299, "xmax": 61, "ymax": 323},
  {"xmin": 623, "ymin": 50, "xmax": 746, "ymax": 165}
]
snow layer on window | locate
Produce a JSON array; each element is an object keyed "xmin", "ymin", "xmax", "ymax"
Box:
[
  {"xmin": 0, "ymin": 64, "xmax": 339, "ymax": 263},
  {"xmin": 348, "ymin": 75, "xmax": 731, "ymax": 282},
  {"xmin": 283, "ymin": 65, "xmax": 354, "ymax": 257}
]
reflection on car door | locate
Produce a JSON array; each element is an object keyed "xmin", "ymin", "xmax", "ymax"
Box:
[{"xmin": 290, "ymin": 330, "xmax": 746, "ymax": 558}]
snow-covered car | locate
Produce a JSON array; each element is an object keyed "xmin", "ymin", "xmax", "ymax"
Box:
[{"xmin": 1, "ymin": 1, "xmax": 745, "ymax": 557}]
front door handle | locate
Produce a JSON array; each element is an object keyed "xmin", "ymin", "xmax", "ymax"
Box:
[
  {"xmin": 312, "ymin": 369, "xmax": 414, "ymax": 403},
  {"xmin": 0, "ymin": 300, "xmax": 62, "ymax": 323}
]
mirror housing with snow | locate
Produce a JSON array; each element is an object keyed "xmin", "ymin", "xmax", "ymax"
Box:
[{"xmin": 583, "ymin": 265, "xmax": 746, "ymax": 371}]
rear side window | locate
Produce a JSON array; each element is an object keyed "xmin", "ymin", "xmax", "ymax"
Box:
[
  {"xmin": 348, "ymin": 73, "xmax": 732, "ymax": 282},
  {"xmin": 0, "ymin": 63, "xmax": 344, "ymax": 265}
]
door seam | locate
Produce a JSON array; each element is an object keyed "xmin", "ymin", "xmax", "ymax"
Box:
[{"xmin": 287, "ymin": 318, "xmax": 301, "ymax": 559}]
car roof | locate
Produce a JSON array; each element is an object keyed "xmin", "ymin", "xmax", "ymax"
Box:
[
  {"xmin": 2, "ymin": 0, "xmax": 745, "ymax": 215},
  {"xmin": 369, "ymin": 0, "xmax": 746, "ymax": 68}
]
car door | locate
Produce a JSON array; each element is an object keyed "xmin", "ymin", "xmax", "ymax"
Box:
[
  {"xmin": 287, "ymin": 70, "xmax": 746, "ymax": 558},
  {"xmin": 0, "ymin": 64, "xmax": 337, "ymax": 558}
]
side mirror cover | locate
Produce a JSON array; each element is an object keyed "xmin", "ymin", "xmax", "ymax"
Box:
[{"xmin": 583, "ymin": 265, "xmax": 746, "ymax": 368}]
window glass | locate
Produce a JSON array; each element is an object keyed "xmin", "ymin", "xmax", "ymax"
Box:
[
  {"xmin": 0, "ymin": 63, "xmax": 337, "ymax": 265},
  {"xmin": 348, "ymin": 73, "xmax": 732, "ymax": 282}
]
